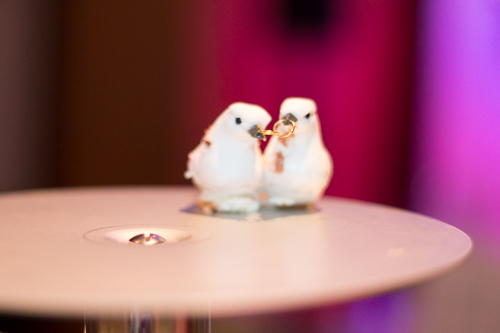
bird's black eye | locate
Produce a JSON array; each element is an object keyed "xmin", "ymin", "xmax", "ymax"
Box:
[
  {"xmin": 235, "ymin": 117, "xmax": 242, "ymax": 125},
  {"xmin": 305, "ymin": 113, "xmax": 311, "ymax": 119}
]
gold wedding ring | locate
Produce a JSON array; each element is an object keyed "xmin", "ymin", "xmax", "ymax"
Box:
[{"xmin": 248, "ymin": 116, "xmax": 296, "ymax": 141}]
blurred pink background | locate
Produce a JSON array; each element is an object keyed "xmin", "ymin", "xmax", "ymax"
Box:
[{"xmin": 1, "ymin": 0, "xmax": 499, "ymax": 332}]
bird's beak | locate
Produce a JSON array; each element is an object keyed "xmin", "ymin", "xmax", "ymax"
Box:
[
  {"xmin": 281, "ymin": 113, "xmax": 298, "ymax": 125},
  {"xmin": 248, "ymin": 125, "xmax": 266, "ymax": 141}
]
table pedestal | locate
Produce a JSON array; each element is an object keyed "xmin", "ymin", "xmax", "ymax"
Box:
[{"xmin": 84, "ymin": 312, "xmax": 210, "ymax": 333}]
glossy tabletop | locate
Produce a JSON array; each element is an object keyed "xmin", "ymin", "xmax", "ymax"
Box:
[{"xmin": 0, "ymin": 187, "xmax": 471, "ymax": 317}]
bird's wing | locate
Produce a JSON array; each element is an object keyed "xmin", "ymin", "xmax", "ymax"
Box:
[
  {"xmin": 184, "ymin": 139, "xmax": 210, "ymax": 180},
  {"xmin": 306, "ymin": 146, "xmax": 333, "ymax": 187}
]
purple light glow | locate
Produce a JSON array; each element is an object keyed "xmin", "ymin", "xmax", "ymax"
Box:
[
  {"xmin": 411, "ymin": 0, "xmax": 500, "ymax": 253},
  {"xmin": 348, "ymin": 292, "xmax": 415, "ymax": 333}
]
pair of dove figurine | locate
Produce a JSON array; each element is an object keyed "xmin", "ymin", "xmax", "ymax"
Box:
[{"xmin": 184, "ymin": 97, "xmax": 333, "ymax": 214}]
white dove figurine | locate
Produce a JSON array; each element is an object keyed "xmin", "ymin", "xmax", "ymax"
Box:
[
  {"xmin": 185, "ymin": 102, "xmax": 272, "ymax": 213},
  {"xmin": 263, "ymin": 97, "xmax": 333, "ymax": 207}
]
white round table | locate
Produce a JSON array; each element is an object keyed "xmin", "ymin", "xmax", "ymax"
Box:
[{"xmin": 0, "ymin": 187, "xmax": 471, "ymax": 322}]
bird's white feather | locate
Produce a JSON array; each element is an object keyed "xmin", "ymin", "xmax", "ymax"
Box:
[
  {"xmin": 263, "ymin": 97, "xmax": 333, "ymax": 207},
  {"xmin": 185, "ymin": 102, "xmax": 272, "ymax": 213}
]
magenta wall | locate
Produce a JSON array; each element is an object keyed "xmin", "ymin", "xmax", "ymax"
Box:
[{"xmin": 182, "ymin": 0, "xmax": 417, "ymax": 208}]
